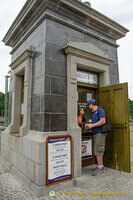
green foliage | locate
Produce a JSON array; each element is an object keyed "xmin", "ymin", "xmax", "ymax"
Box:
[
  {"xmin": 129, "ymin": 99, "xmax": 133, "ymax": 119},
  {"xmin": 0, "ymin": 92, "xmax": 5, "ymax": 117}
]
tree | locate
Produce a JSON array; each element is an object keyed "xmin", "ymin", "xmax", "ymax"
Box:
[
  {"xmin": 129, "ymin": 99, "xmax": 133, "ymax": 120},
  {"xmin": 0, "ymin": 92, "xmax": 5, "ymax": 117}
]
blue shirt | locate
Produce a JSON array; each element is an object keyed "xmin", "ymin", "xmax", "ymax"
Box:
[{"xmin": 91, "ymin": 106, "xmax": 105, "ymax": 135}]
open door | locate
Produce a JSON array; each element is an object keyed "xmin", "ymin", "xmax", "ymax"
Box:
[{"xmin": 99, "ymin": 83, "xmax": 130, "ymax": 172}]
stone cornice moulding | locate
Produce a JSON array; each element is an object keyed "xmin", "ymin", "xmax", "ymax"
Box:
[
  {"xmin": 64, "ymin": 42, "xmax": 114, "ymax": 66},
  {"xmin": 3, "ymin": 0, "xmax": 128, "ymax": 48},
  {"xmin": 10, "ymin": 49, "xmax": 35, "ymax": 69},
  {"xmin": 10, "ymin": 11, "xmax": 120, "ymax": 55}
]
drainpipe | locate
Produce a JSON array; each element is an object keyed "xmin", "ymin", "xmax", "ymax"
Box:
[{"xmin": 4, "ymin": 75, "xmax": 10, "ymax": 127}]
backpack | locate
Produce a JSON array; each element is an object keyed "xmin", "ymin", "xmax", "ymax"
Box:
[
  {"xmin": 101, "ymin": 117, "xmax": 112, "ymax": 133},
  {"xmin": 97, "ymin": 108, "xmax": 112, "ymax": 134}
]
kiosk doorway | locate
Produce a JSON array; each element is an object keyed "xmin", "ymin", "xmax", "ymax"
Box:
[{"xmin": 77, "ymin": 87, "xmax": 96, "ymax": 167}]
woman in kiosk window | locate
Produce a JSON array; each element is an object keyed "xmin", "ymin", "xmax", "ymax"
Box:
[{"xmin": 78, "ymin": 107, "xmax": 86, "ymax": 126}]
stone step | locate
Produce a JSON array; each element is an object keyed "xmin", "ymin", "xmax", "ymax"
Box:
[{"xmin": 74, "ymin": 165, "xmax": 122, "ymax": 189}]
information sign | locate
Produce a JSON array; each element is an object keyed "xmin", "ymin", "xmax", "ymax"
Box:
[{"xmin": 47, "ymin": 135, "xmax": 72, "ymax": 186}]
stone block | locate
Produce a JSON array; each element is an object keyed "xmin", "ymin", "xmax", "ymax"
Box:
[
  {"xmin": 23, "ymin": 138, "xmax": 32, "ymax": 160},
  {"xmin": 68, "ymin": 33, "xmax": 84, "ymax": 42},
  {"xmin": 12, "ymin": 151, "xmax": 27, "ymax": 175},
  {"xmin": 1, "ymin": 145, "xmax": 13, "ymax": 165},
  {"xmin": 42, "ymin": 114, "xmax": 50, "ymax": 132},
  {"xmin": 1, "ymin": 131, "xmax": 9, "ymax": 146},
  {"xmin": 30, "ymin": 114, "xmax": 43, "ymax": 132},
  {"xmin": 45, "ymin": 42, "xmax": 66, "ymax": 62},
  {"xmin": 51, "ymin": 77, "xmax": 67, "ymax": 95},
  {"xmin": 45, "ymin": 76, "xmax": 50, "ymax": 94},
  {"xmin": 31, "ymin": 141, "xmax": 46, "ymax": 165},
  {"xmin": 17, "ymin": 154, "xmax": 27, "ymax": 175},
  {"xmin": 32, "ymin": 59, "xmax": 45, "ymax": 80},
  {"xmin": 46, "ymin": 22, "xmax": 67, "ymax": 46},
  {"xmin": 6, "ymin": 148, "xmax": 13, "ymax": 165},
  {"xmin": 31, "ymin": 96, "xmax": 41, "ymax": 113},
  {"xmin": 33, "ymin": 42, "xmax": 45, "ymax": 63},
  {"xmin": 12, "ymin": 151, "xmax": 18, "ymax": 169},
  {"xmin": 11, "ymin": 166, "xmax": 31, "ymax": 188},
  {"xmin": 14, "ymin": 137, "xmax": 23, "ymax": 154},
  {"xmin": 26, "ymin": 159, "xmax": 35, "ymax": 182},
  {"xmin": 34, "ymin": 163, "xmax": 46, "ymax": 186},
  {"xmin": 9, "ymin": 136, "xmax": 23, "ymax": 154},
  {"xmin": 31, "ymin": 21, "xmax": 46, "ymax": 47},
  {"xmin": 31, "ymin": 141, "xmax": 40, "ymax": 163},
  {"xmin": 42, "ymin": 113, "xmax": 67, "ymax": 132},
  {"xmin": 51, "ymin": 114, "xmax": 67, "ymax": 131},
  {"xmin": 32, "ymin": 76, "xmax": 44, "ymax": 96},
  {"xmin": 8, "ymin": 135, "xmax": 14, "ymax": 149},
  {"xmin": 44, "ymin": 95, "xmax": 67, "ymax": 113},
  {"xmin": 45, "ymin": 42, "xmax": 52, "ymax": 59},
  {"xmin": 51, "ymin": 43, "xmax": 66, "ymax": 62},
  {"xmin": 45, "ymin": 58, "xmax": 67, "ymax": 78}
]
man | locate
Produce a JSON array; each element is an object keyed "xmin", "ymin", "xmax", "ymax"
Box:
[{"xmin": 85, "ymin": 99, "xmax": 107, "ymax": 176}]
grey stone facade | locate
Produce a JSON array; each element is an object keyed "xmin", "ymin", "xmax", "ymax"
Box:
[{"xmin": 9, "ymin": 17, "xmax": 120, "ymax": 132}]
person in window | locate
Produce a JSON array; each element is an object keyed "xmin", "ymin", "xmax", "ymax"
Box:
[
  {"xmin": 78, "ymin": 107, "xmax": 86, "ymax": 126},
  {"xmin": 85, "ymin": 99, "xmax": 106, "ymax": 176}
]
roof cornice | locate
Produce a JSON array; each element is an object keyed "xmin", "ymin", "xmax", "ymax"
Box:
[{"xmin": 3, "ymin": 0, "xmax": 129, "ymax": 48}]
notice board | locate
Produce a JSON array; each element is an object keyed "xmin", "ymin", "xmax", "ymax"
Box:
[{"xmin": 46, "ymin": 135, "xmax": 72, "ymax": 186}]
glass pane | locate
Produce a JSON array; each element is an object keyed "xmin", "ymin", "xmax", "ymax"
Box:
[{"xmin": 77, "ymin": 91, "xmax": 92, "ymax": 122}]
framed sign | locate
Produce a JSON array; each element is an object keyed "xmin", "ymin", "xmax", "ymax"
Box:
[
  {"xmin": 77, "ymin": 70, "xmax": 98, "ymax": 85},
  {"xmin": 82, "ymin": 136, "xmax": 92, "ymax": 159},
  {"xmin": 46, "ymin": 135, "xmax": 72, "ymax": 186}
]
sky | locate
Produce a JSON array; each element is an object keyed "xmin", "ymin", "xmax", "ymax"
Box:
[{"xmin": 0, "ymin": 0, "xmax": 133, "ymax": 99}]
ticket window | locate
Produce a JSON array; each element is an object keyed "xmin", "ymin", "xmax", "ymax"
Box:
[{"xmin": 77, "ymin": 87, "xmax": 96, "ymax": 167}]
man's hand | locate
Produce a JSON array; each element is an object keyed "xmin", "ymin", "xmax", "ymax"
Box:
[
  {"xmin": 85, "ymin": 118, "xmax": 105, "ymax": 129},
  {"xmin": 85, "ymin": 124, "xmax": 94, "ymax": 129}
]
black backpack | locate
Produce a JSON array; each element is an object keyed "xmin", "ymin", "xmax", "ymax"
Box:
[{"xmin": 97, "ymin": 108, "xmax": 112, "ymax": 134}]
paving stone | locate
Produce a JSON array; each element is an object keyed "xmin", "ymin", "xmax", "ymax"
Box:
[
  {"xmin": 0, "ymin": 153, "xmax": 133, "ymax": 200},
  {"xmin": 0, "ymin": 162, "xmax": 9, "ymax": 175},
  {"xmin": 0, "ymin": 172, "xmax": 37, "ymax": 200}
]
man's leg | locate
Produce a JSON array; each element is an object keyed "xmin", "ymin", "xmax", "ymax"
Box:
[
  {"xmin": 92, "ymin": 133, "xmax": 106, "ymax": 175},
  {"xmin": 97, "ymin": 155, "xmax": 103, "ymax": 166}
]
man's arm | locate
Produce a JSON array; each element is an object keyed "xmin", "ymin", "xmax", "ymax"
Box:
[{"xmin": 85, "ymin": 117, "xmax": 106, "ymax": 129}]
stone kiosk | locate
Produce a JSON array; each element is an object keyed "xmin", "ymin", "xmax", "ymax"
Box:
[{"xmin": 1, "ymin": 0, "xmax": 129, "ymax": 197}]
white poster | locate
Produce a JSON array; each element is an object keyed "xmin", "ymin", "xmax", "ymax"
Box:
[
  {"xmin": 82, "ymin": 137, "xmax": 92, "ymax": 159},
  {"xmin": 47, "ymin": 135, "xmax": 72, "ymax": 185}
]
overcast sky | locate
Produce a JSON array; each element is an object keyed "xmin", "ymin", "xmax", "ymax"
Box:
[{"xmin": 0, "ymin": 0, "xmax": 133, "ymax": 99}]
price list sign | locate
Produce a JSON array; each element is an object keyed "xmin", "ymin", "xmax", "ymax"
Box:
[{"xmin": 46, "ymin": 135, "xmax": 72, "ymax": 186}]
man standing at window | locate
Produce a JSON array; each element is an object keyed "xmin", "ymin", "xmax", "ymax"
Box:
[{"xmin": 85, "ymin": 99, "xmax": 107, "ymax": 176}]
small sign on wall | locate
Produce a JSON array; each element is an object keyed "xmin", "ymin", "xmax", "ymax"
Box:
[
  {"xmin": 82, "ymin": 137, "xmax": 92, "ymax": 159},
  {"xmin": 77, "ymin": 70, "xmax": 98, "ymax": 85},
  {"xmin": 46, "ymin": 135, "xmax": 72, "ymax": 186}
]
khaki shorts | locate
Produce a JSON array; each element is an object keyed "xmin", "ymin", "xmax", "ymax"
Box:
[{"xmin": 93, "ymin": 133, "xmax": 107, "ymax": 156}]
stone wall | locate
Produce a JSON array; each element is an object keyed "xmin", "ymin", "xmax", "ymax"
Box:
[
  {"xmin": 43, "ymin": 17, "xmax": 119, "ymax": 132},
  {"xmin": 9, "ymin": 20, "xmax": 46, "ymax": 132},
  {"xmin": 8, "ymin": 15, "xmax": 120, "ymax": 133}
]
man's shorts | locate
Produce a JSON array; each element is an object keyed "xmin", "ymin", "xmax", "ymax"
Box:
[{"xmin": 93, "ymin": 133, "xmax": 107, "ymax": 156}]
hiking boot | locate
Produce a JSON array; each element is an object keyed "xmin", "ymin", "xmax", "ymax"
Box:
[{"xmin": 92, "ymin": 167, "xmax": 105, "ymax": 176}]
